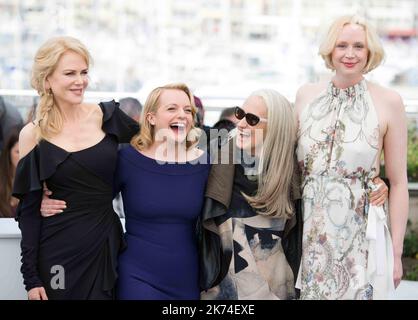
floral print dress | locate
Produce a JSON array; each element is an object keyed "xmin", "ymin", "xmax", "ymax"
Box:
[{"xmin": 296, "ymin": 79, "xmax": 381, "ymax": 299}]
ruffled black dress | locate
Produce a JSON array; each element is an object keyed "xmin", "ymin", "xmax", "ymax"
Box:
[{"xmin": 12, "ymin": 101, "xmax": 139, "ymax": 300}]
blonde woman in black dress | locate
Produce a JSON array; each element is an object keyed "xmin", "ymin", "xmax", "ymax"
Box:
[{"xmin": 13, "ymin": 36, "xmax": 138, "ymax": 300}]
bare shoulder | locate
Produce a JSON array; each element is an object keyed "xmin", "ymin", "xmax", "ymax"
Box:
[
  {"xmin": 296, "ymin": 81, "xmax": 326, "ymax": 95},
  {"xmin": 19, "ymin": 122, "xmax": 37, "ymax": 159},
  {"xmin": 82, "ymin": 103, "xmax": 103, "ymax": 122},
  {"xmin": 83, "ymin": 102, "xmax": 102, "ymax": 115},
  {"xmin": 295, "ymin": 81, "xmax": 327, "ymax": 113},
  {"xmin": 367, "ymin": 81, "xmax": 404, "ymax": 113}
]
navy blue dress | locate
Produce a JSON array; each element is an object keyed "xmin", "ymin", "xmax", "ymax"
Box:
[{"xmin": 114, "ymin": 146, "xmax": 210, "ymax": 300}]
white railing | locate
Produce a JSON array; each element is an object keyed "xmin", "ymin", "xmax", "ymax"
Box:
[
  {"xmin": 409, "ymin": 182, "xmax": 418, "ymax": 191},
  {"xmin": 0, "ymin": 219, "xmax": 26, "ymax": 300},
  {"xmin": 0, "ymin": 218, "xmax": 127, "ymax": 300}
]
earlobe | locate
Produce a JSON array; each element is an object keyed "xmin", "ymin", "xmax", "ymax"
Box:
[{"xmin": 147, "ymin": 114, "xmax": 155, "ymax": 126}]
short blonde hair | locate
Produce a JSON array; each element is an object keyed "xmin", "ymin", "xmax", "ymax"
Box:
[
  {"xmin": 130, "ymin": 83, "xmax": 200, "ymax": 151},
  {"xmin": 31, "ymin": 36, "xmax": 92, "ymax": 141},
  {"xmin": 319, "ymin": 15, "xmax": 385, "ymax": 73}
]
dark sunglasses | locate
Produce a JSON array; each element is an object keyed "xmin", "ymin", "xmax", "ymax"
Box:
[{"xmin": 234, "ymin": 106, "xmax": 267, "ymax": 126}]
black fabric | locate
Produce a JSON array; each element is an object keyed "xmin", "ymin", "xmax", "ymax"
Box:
[
  {"xmin": 219, "ymin": 164, "xmax": 258, "ymax": 275},
  {"xmin": 198, "ymin": 198, "xmax": 229, "ymax": 290},
  {"xmin": 13, "ymin": 101, "xmax": 138, "ymax": 201},
  {"xmin": 219, "ymin": 163, "xmax": 258, "ymax": 223},
  {"xmin": 233, "ymin": 240, "xmax": 248, "ymax": 273},
  {"xmin": 12, "ymin": 101, "xmax": 139, "ymax": 299},
  {"xmin": 13, "ymin": 147, "xmax": 43, "ymax": 200},
  {"xmin": 281, "ymin": 199, "xmax": 303, "ymax": 297},
  {"xmin": 16, "ymin": 190, "xmax": 43, "ymax": 291},
  {"xmin": 100, "ymin": 100, "xmax": 139, "ymax": 144}
]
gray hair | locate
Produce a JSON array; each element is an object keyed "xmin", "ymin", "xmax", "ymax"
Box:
[
  {"xmin": 119, "ymin": 97, "xmax": 142, "ymax": 121},
  {"xmin": 242, "ymin": 89, "xmax": 297, "ymax": 219}
]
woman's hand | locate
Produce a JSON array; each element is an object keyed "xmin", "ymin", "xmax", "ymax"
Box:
[
  {"xmin": 40, "ymin": 183, "xmax": 66, "ymax": 217},
  {"xmin": 369, "ymin": 177, "xmax": 389, "ymax": 206},
  {"xmin": 28, "ymin": 287, "xmax": 48, "ymax": 300},
  {"xmin": 393, "ymin": 255, "xmax": 403, "ymax": 289}
]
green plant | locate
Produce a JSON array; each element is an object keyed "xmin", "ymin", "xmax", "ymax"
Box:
[
  {"xmin": 405, "ymin": 264, "xmax": 418, "ymax": 281},
  {"xmin": 382, "ymin": 118, "xmax": 418, "ymax": 181},
  {"xmin": 403, "ymin": 220, "xmax": 418, "ymax": 258},
  {"xmin": 407, "ymin": 118, "xmax": 418, "ymax": 182}
]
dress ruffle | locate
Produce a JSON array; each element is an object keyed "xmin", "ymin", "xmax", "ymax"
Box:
[
  {"xmin": 13, "ymin": 100, "xmax": 139, "ymax": 202},
  {"xmin": 100, "ymin": 100, "xmax": 139, "ymax": 143}
]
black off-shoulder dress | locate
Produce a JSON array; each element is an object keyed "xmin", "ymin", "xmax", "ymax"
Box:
[{"xmin": 12, "ymin": 101, "xmax": 139, "ymax": 300}]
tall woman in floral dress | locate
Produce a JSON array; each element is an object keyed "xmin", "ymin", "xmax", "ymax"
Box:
[{"xmin": 295, "ymin": 15, "xmax": 409, "ymax": 299}]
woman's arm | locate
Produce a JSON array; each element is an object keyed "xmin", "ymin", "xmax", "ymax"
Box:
[
  {"xmin": 17, "ymin": 190, "xmax": 48, "ymax": 299},
  {"xmin": 382, "ymin": 90, "xmax": 409, "ymax": 288},
  {"xmin": 39, "ymin": 185, "xmax": 66, "ymax": 217},
  {"xmin": 16, "ymin": 124, "xmax": 48, "ymax": 299}
]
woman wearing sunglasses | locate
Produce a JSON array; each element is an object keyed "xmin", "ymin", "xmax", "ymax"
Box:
[
  {"xmin": 200, "ymin": 89, "xmax": 302, "ymax": 299},
  {"xmin": 199, "ymin": 88, "xmax": 388, "ymax": 300}
]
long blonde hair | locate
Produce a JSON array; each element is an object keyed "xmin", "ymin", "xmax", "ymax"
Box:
[
  {"xmin": 130, "ymin": 83, "xmax": 200, "ymax": 151},
  {"xmin": 242, "ymin": 89, "xmax": 297, "ymax": 219},
  {"xmin": 31, "ymin": 36, "xmax": 92, "ymax": 141}
]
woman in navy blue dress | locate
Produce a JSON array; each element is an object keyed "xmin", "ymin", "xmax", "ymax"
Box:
[
  {"xmin": 114, "ymin": 148, "xmax": 208, "ymax": 299},
  {"xmin": 114, "ymin": 83, "xmax": 210, "ymax": 299}
]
